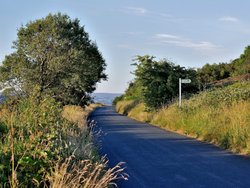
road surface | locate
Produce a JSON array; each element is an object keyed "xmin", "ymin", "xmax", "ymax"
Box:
[{"xmin": 90, "ymin": 106, "xmax": 250, "ymax": 188}]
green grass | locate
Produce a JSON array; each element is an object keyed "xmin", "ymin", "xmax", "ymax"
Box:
[{"xmin": 116, "ymin": 81, "xmax": 250, "ymax": 155}]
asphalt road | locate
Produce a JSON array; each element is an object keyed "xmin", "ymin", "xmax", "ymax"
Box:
[{"xmin": 90, "ymin": 106, "xmax": 250, "ymax": 188}]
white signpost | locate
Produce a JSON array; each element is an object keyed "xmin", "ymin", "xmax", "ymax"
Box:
[{"xmin": 179, "ymin": 78, "xmax": 191, "ymax": 107}]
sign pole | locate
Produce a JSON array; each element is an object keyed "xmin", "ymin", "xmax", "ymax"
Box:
[
  {"xmin": 178, "ymin": 78, "xmax": 191, "ymax": 107},
  {"xmin": 179, "ymin": 78, "xmax": 182, "ymax": 107}
]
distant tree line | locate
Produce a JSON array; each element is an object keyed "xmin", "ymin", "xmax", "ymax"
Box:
[{"xmin": 115, "ymin": 46, "xmax": 250, "ymax": 110}]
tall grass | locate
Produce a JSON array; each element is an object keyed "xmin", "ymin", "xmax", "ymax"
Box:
[
  {"xmin": 116, "ymin": 81, "xmax": 250, "ymax": 155},
  {"xmin": 116, "ymin": 101, "xmax": 153, "ymax": 123},
  {"xmin": 0, "ymin": 96, "xmax": 126, "ymax": 187},
  {"xmin": 116, "ymin": 100, "xmax": 139, "ymax": 115},
  {"xmin": 48, "ymin": 156, "xmax": 126, "ymax": 188}
]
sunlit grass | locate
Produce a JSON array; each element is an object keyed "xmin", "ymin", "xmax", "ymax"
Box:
[{"xmin": 116, "ymin": 81, "xmax": 250, "ymax": 155}]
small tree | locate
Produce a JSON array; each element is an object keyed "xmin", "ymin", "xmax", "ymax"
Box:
[{"xmin": 0, "ymin": 13, "xmax": 107, "ymax": 105}]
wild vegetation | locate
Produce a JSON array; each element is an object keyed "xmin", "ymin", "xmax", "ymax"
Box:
[
  {"xmin": 114, "ymin": 46, "xmax": 250, "ymax": 110},
  {"xmin": 116, "ymin": 81, "xmax": 250, "ymax": 154},
  {"xmin": 0, "ymin": 95, "xmax": 125, "ymax": 187},
  {"xmin": 115, "ymin": 46, "xmax": 250, "ymax": 155},
  {"xmin": 0, "ymin": 13, "xmax": 125, "ymax": 187}
]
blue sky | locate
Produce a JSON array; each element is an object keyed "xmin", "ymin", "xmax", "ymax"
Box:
[{"xmin": 1, "ymin": 0, "xmax": 250, "ymax": 93}]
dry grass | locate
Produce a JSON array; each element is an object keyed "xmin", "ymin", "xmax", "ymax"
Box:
[
  {"xmin": 48, "ymin": 156, "xmax": 127, "ymax": 188},
  {"xmin": 49, "ymin": 103, "xmax": 128, "ymax": 188},
  {"xmin": 117, "ymin": 102, "xmax": 153, "ymax": 123},
  {"xmin": 116, "ymin": 100, "xmax": 139, "ymax": 115},
  {"xmin": 62, "ymin": 104, "xmax": 103, "ymax": 127},
  {"xmin": 62, "ymin": 105, "xmax": 87, "ymax": 127}
]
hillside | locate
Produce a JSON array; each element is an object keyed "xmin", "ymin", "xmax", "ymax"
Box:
[
  {"xmin": 116, "ymin": 81, "xmax": 250, "ymax": 155},
  {"xmin": 210, "ymin": 73, "xmax": 250, "ymax": 87}
]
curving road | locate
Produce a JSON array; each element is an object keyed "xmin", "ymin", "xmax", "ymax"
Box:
[{"xmin": 90, "ymin": 106, "xmax": 250, "ymax": 188}]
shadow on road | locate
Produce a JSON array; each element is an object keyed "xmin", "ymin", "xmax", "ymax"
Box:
[{"xmin": 90, "ymin": 106, "xmax": 250, "ymax": 188}]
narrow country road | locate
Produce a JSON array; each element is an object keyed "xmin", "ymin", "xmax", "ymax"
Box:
[{"xmin": 90, "ymin": 106, "xmax": 250, "ymax": 188}]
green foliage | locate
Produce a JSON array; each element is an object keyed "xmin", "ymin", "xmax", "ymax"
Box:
[
  {"xmin": 0, "ymin": 13, "xmax": 126, "ymax": 187},
  {"xmin": 124, "ymin": 80, "xmax": 143, "ymax": 100},
  {"xmin": 232, "ymin": 46, "xmax": 250, "ymax": 76},
  {"xmin": 197, "ymin": 63, "xmax": 232, "ymax": 89},
  {"xmin": 112, "ymin": 94, "xmax": 124, "ymax": 105},
  {"xmin": 120, "ymin": 46, "xmax": 250, "ymax": 111},
  {"xmin": 131, "ymin": 55, "xmax": 198, "ymax": 110},
  {"xmin": 0, "ymin": 13, "xmax": 107, "ymax": 105},
  {"xmin": 0, "ymin": 122, "xmax": 8, "ymax": 141},
  {"xmin": 186, "ymin": 81, "xmax": 250, "ymax": 109},
  {"xmin": 0, "ymin": 96, "xmax": 64, "ymax": 186},
  {"xmin": 0, "ymin": 95, "xmax": 125, "ymax": 187},
  {"xmin": 112, "ymin": 80, "xmax": 143, "ymax": 106},
  {"xmin": 197, "ymin": 46, "xmax": 250, "ymax": 89},
  {"xmin": 0, "ymin": 96, "xmax": 127, "ymax": 188},
  {"xmin": 0, "ymin": 95, "xmax": 101, "ymax": 187}
]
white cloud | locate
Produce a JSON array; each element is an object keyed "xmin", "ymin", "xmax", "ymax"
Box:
[
  {"xmin": 155, "ymin": 34, "xmax": 181, "ymax": 40},
  {"xmin": 122, "ymin": 7, "xmax": 184, "ymax": 23},
  {"xmin": 155, "ymin": 33, "xmax": 220, "ymax": 50},
  {"xmin": 125, "ymin": 7, "xmax": 147, "ymax": 16},
  {"xmin": 219, "ymin": 16, "xmax": 239, "ymax": 22}
]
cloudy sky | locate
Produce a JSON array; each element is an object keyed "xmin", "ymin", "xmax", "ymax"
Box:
[{"xmin": 1, "ymin": 0, "xmax": 250, "ymax": 93}]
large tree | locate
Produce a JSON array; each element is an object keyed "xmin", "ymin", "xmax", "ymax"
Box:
[{"xmin": 0, "ymin": 13, "xmax": 107, "ymax": 105}]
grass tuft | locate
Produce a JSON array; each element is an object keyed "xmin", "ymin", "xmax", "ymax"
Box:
[{"xmin": 48, "ymin": 156, "xmax": 127, "ymax": 188}]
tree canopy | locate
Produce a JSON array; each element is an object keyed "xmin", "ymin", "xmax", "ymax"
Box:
[
  {"xmin": 131, "ymin": 55, "xmax": 198, "ymax": 109},
  {"xmin": 0, "ymin": 13, "xmax": 107, "ymax": 105}
]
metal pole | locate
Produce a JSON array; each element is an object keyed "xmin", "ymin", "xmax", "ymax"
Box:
[{"xmin": 179, "ymin": 78, "xmax": 181, "ymax": 107}]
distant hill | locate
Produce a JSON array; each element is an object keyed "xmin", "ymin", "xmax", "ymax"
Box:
[{"xmin": 92, "ymin": 93, "xmax": 122, "ymax": 105}]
